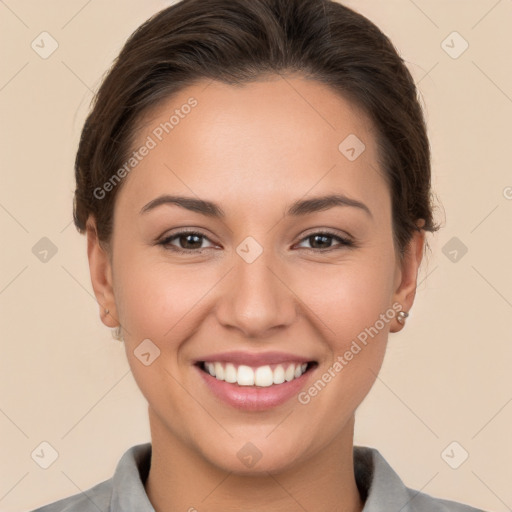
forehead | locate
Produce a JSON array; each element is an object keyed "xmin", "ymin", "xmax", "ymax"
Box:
[{"xmin": 117, "ymin": 76, "xmax": 389, "ymax": 218}]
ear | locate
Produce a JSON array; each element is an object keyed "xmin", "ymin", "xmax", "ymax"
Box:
[
  {"xmin": 86, "ymin": 215, "xmax": 119, "ymax": 328},
  {"xmin": 390, "ymin": 220, "xmax": 426, "ymax": 333}
]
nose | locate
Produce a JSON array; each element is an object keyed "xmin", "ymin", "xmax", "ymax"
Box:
[{"xmin": 214, "ymin": 247, "xmax": 298, "ymax": 339}]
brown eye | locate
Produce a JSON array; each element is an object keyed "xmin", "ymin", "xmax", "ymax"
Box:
[
  {"xmin": 175, "ymin": 233, "xmax": 204, "ymax": 250},
  {"xmin": 159, "ymin": 231, "xmax": 214, "ymax": 253},
  {"xmin": 296, "ymin": 232, "xmax": 354, "ymax": 251}
]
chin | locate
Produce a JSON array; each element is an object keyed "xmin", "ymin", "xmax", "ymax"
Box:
[{"xmin": 198, "ymin": 434, "xmax": 312, "ymax": 476}]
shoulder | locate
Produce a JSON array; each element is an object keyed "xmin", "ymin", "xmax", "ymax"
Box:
[
  {"xmin": 354, "ymin": 445, "xmax": 488, "ymax": 512},
  {"xmin": 27, "ymin": 442, "xmax": 153, "ymax": 512},
  {"xmin": 403, "ymin": 486, "xmax": 487, "ymax": 512},
  {"xmin": 27, "ymin": 478, "xmax": 112, "ymax": 512}
]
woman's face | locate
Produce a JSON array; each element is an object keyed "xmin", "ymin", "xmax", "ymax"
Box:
[{"xmin": 88, "ymin": 75, "xmax": 424, "ymax": 473}]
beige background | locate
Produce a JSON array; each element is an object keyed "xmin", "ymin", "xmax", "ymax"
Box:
[{"xmin": 1, "ymin": 1, "xmax": 511, "ymax": 511}]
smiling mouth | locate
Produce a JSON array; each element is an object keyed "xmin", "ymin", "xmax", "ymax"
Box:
[{"xmin": 196, "ymin": 361, "xmax": 318, "ymax": 387}]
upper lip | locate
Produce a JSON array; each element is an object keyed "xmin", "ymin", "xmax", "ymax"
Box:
[{"xmin": 195, "ymin": 351, "xmax": 315, "ymax": 367}]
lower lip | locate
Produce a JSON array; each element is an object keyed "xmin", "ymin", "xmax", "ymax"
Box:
[{"xmin": 196, "ymin": 365, "xmax": 315, "ymax": 411}]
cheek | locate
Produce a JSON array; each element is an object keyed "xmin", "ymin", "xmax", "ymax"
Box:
[
  {"xmin": 293, "ymin": 258, "xmax": 394, "ymax": 434},
  {"xmin": 295, "ymin": 250, "xmax": 397, "ymax": 345},
  {"xmin": 293, "ymin": 250, "xmax": 395, "ymax": 405},
  {"xmin": 113, "ymin": 251, "xmax": 212, "ymax": 341},
  {"xmin": 112, "ymin": 258, "xmax": 209, "ymax": 413}
]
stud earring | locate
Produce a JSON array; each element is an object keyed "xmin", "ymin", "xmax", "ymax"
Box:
[
  {"xmin": 397, "ymin": 310, "xmax": 409, "ymax": 325},
  {"xmin": 112, "ymin": 326, "xmax": 124, "ymax": 342}
]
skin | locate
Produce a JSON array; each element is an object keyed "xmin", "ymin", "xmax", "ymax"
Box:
[{"xmin": 86, "ymin": 75, "xmax": 425, "ymax": 511}]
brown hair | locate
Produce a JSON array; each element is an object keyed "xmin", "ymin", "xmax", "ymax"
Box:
[{"xmin": 73, "ymin": 0, "xmax": 440, "ymax": 258}]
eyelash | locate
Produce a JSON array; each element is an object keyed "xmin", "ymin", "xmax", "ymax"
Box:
[{"xmin": 157, "ymin": 229, "xmax": 355, "ymax": 255}]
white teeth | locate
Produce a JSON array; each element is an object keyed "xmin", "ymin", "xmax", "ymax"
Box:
[
  {"xmin": 273, "ymin": 365, "xmax": 285, "ymax": 384},
  {"xmin": 214, "ymin": 362, "xmax": 224, "ymax": 380},
  {"xmin": 224, "ymin": 363, "xmax": 237, "ymax": 383},
  {"xmin": 203, "ymin": 361, "xmax": 309, "ymax": 387},
  {"xmin": 254, "ymin": 365, "xmax": 273, "ymax": 387},
  {"xmin": 206, "ymin": 362, "xmax": 215, "ymax": 376},
  {"xmin": 237, "ymin": 365, "xmax": 254, "ymax": 386},
  {"xmin": 285, "ymin": 364, "xmax": 295, "ymax": 382}
]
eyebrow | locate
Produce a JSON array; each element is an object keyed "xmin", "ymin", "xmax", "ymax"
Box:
[{"xmin": 140, "ymin": 193, "xmax": 372, "ymax": 219}]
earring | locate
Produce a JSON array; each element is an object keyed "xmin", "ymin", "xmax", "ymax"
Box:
[
  {"xmin": 112, "ymin": 326, "xmax": 124, "ymax": 342},
  {"xmin": 397, "ymin": 310, "xmax": 409, "ymax": 325},
  {"xmin": 103, "ymin": 308, "xmax": 123, "ymax": 341}
]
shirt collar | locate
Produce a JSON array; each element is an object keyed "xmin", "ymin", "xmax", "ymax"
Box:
[
  {"xmin": 110, "ymin": 442, "xmax": 414, "ymax": 512},
  {"xmin": 111, "ymin": 442, "xmax": 154, "ymax": 512},
  {"xmin": 353, "ymin": 445, "xmax": 417, "ymax": 511}
]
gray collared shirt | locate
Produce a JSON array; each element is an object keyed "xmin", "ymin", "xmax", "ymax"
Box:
[{"xmin": 30, "ymin": 443, "xmax": 485, "ymax": 511}]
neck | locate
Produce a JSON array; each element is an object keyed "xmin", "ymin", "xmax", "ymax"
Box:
[{"xmin": 145, "ymin": 408, "xmax": 363, "ymax": 512}]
